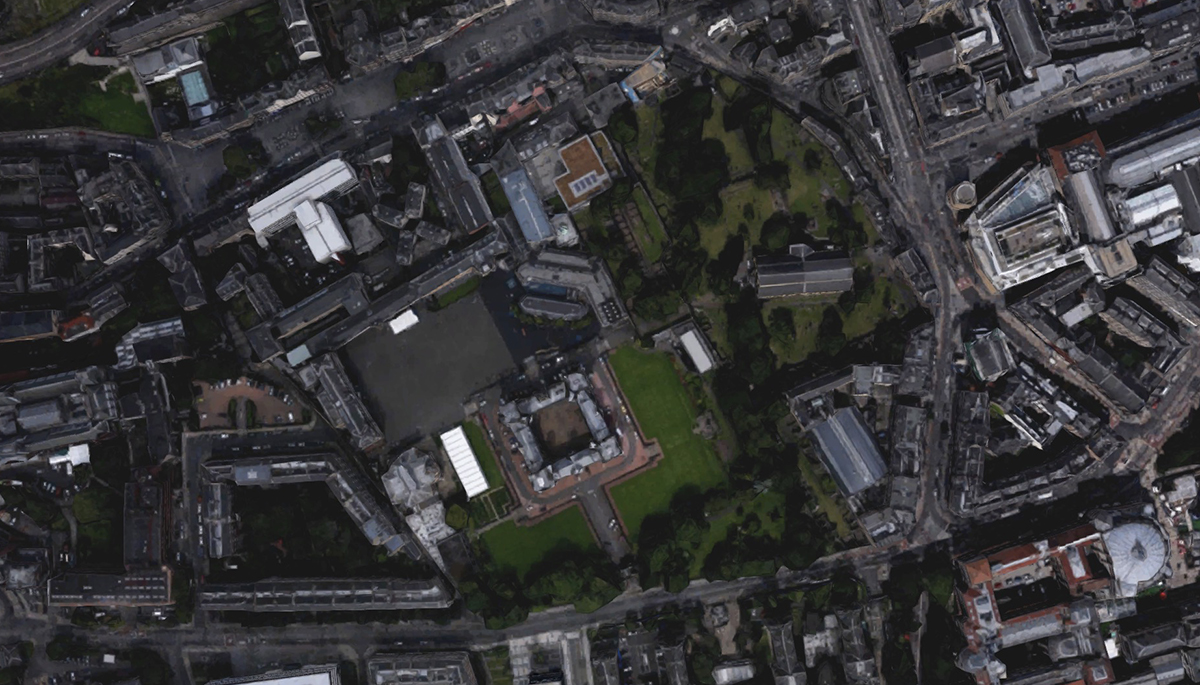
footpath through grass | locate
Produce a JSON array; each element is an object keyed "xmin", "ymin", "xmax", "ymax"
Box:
[
  {"xmin": 480, "ymin": 507, "xmax": 597, "ymax": 579},
  {"xmin": 608, "ymin": 347, "xmax": 725, "ymax": 540}
]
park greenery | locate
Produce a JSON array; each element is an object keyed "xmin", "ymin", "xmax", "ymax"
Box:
[
  {"xmin": 463, "ymin": 515, "xmax": 620, "ymax": 627},
  {"xmin": 394, "ymin": 62, "xmax": 446, "ymax": 100},
  {"xmin": 429, "ymin": 276, "xmax": 481, "ymax": 311},
  {"xmin": 577, "ymin": 76, "xmax": 923, "ymax": 595},
  {"xmin": 205, "ymin": 4, "xmax": 296, "ymax": 98},
  {"xmin": 1159, "ymin": 407, "xmax": 1200, "ymax": 471},
  {"xmin": 0, "ymin": 64, "xmax": 155, "ymax": 137},
  {"xmin": 73, "ymin": 485, "xmax": 124, "ymax": 571},
  {"xmin": 222, "ymin": 141, "xmax": 267, "ymax": 180},
  {"xmin": 460, "ymin": 421, "xmax": 513, "ymax": 526}
]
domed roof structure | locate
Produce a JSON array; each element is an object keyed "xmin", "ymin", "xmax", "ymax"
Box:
[{"xmin": 1103, "ymin": 521, "xmax": 1168, "ymax": 597}]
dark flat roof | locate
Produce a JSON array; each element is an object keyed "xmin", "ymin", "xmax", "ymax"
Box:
[{"xmin": 755, "ymin": 255, "xmax": 854, "ymax": 297}]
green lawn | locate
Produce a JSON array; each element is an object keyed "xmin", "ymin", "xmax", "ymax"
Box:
[
  {"xmin": 73, "ymin": 486, "xmax": 124, "ymax": 570},
  {"xmin": 480, "ymin": 507, "xmax": 597, "ymax": 578},
  {"xmin": 632, "ymin": 106, "xmax": 672, "ymax": 209},
  {"xmin": 0, "ymin": 64, "xmax": 155, "ymax": 137},
  {"xmin": 698, "ymin": 180, "xmax": 777, "ymax": 257},
  {"xmin": 463, "ymin": 421, "xmax": 504, "ymax": 490},
  {"xmin": 703, "ymin": 95, "xmax": 755, "ymax": 178},
  {"xmin": 78, "ymin": 87, "xmax": 156, "ymax": 138},
  {"xmin": 608, "ymin": 348, "xmax": 725, "ymax": 539},
  {"xmin": 765, "ymin": 301, "xmax": 828, "ymax": 364},
  {"xmin": 714, "ymin": 74, "xmax": 742, "ymax": 101},
  {"xmin": 842, "ymin": 279, "xmax": 907, "ymax": 339},
  {"xmin": 769, "ymin": 109, "xmax": 850, "ymax": 221},
  {"xmin": 689, "ymin": 490, "xmax": 785, "ymax": 576},
  {"xmin": 431, "ymin": 276, "xmax": 481, "ymax": 310},
  {"xmin": 796, "ymin": 452, "xmax": 853, "ymax": 539}
]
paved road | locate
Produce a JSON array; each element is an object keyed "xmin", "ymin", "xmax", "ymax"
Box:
[
  {"xmin": 843, "ymin": 0, "xmax": 963, "ymax": 544},
  {"xmin": 0, "ymin": 547, "xmax": 878, "ymax": 662},
  {"xmin": 0, "ymin": 0, "xmax": 131, "ymax": 83}
]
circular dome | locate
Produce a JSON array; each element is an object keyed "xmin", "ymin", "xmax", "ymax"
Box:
[{"xmin": 1103, "ymin": 522, "xmax": 1168, "ymax": 597}]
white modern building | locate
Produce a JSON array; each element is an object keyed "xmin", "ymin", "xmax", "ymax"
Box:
[
  {"xmin": 247, "ymin": 159, "xmax": 357, "ymax": 263},
  {"xmin": 680, "ymin": 330, "xmax": 714, "ymax": 374},
  {"xmin": 438, "ymin": 426, "xmax": 489, "ymax": 498}
]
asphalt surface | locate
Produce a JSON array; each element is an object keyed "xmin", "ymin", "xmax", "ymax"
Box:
[{"xmin": 0, "ymin": 0, "xmax": 130, "ymax": 83}]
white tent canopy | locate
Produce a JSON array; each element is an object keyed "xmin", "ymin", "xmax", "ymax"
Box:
[{"xmin": 439, "ymin": 426, "xmax": 489, "ymax": 498}]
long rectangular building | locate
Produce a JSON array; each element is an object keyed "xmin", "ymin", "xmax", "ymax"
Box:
[
  {"xmin": 247, "ymin": 160, "xmax": 357, "ymax": 262},
  {"xmin": 439, "ymin": 426, "xmax": 489, "ymax": 499},
  {"xmin": 809, "ymin": 407, "xmax": 887, "ymax": 496},
  {"xmin": 754, "ymin": 255, "xmax": 854, "ymax": 297},
  {"xmin": 199, "ymin": 577, "xmax": 452, "ymax": 611},
  {"xmin": 48, "ymin": 570, "xmax": 172, "ymax": 607}
]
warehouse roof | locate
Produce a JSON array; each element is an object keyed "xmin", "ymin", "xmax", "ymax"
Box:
[
  {"xmin": 1109, "ymin": 122, "xmax": 1200, "ymax": 189},
  {"xmin": 809, "ymin": 407, "xmax": 887, "ymax": 496},
  {"xmin": 439, "ymin": 426, "xmax": 489, "ymax": 498}
]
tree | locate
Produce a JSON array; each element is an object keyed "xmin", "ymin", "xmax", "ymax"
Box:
[
  {"xmin": 222, "ymin": 145, "xmax": 256, "ymax": 179},
  {"xmin": 816, "ymin": 306, "xmax": 846, "ymax": 357},
  {"xmin": 707, "ymin": 234, "xmax": 745, "ymax": 296},
  {"xmin": 609, "ymin": 106, "xmax": 638, "ymax": 146},
  {"xmin": 803, "ymin": 148, "xmax": 823, "ymax": 172},
  {"xmin": 445, "ymin": 504, "xmax": 468, "ymax": 530},
  {"xmin": 394, "ymin": 62, "xmax": 446, "ymax": 100},
  {"xmin": 753, "ymin": 160, "xmax": 791, "ymax": 193},
  {"xmin": 758, "ymin": 212, "xmax": 793, "ymax": 252},
  {"xmin": 767, "ymin": 307, "xmax": 794, "ymax": 343}
]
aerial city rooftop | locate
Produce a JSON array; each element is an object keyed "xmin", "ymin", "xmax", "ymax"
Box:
[{"xmin": 8, "ymin": 0, "xmax": 1200, "ymax": 684}]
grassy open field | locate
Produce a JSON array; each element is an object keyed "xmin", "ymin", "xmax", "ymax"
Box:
[
  {"xmin": 842, "ymin": 278, "xmax": 908, "ymax": 339},
  {"xmin": 703, "ymin": 95, "xmax": 755, "ymax": 178},
  {"xmin": 480, "ymin": 507, "xmax": 597, "ymax": 578},
  {"xmin": 73, "ymin": 486, "xmax": 125, "ymax": 570},
  {"xmin": 769, "ymin": 109, "xmax": 851, "ymax": 222},
  {"xmin": 698, "ymin": 180, "xmax": 777, "ymax": 257},
  {"xmin": 608, "ymin": 347, "xmax": 725, "ymax": 539},
  {"xmin": 764, "ymin": 301, "xmax": 829, "ymax": 364},
  {"xmin": 633, "ymin": 106, "xmax": 672, "ymax": 210},
  {"xmin": 689, "ymin": 490, "xmax": 785, "ymax": 576},
  {"xmin": 695, "ymin": 108, "xmax": 860, "ymax": 258},
  {"xmin": 0, "ymin": 65, "xmax": 155, "ymax": 137}
]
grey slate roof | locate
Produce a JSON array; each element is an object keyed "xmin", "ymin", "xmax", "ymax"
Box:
[
  {"xmin": 809, "ymin": 407, "xmax": 886, "ymax": 496},
  {"xmin": 755, "ymin": 254, "xmax": 854, "ymax": 297}
]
